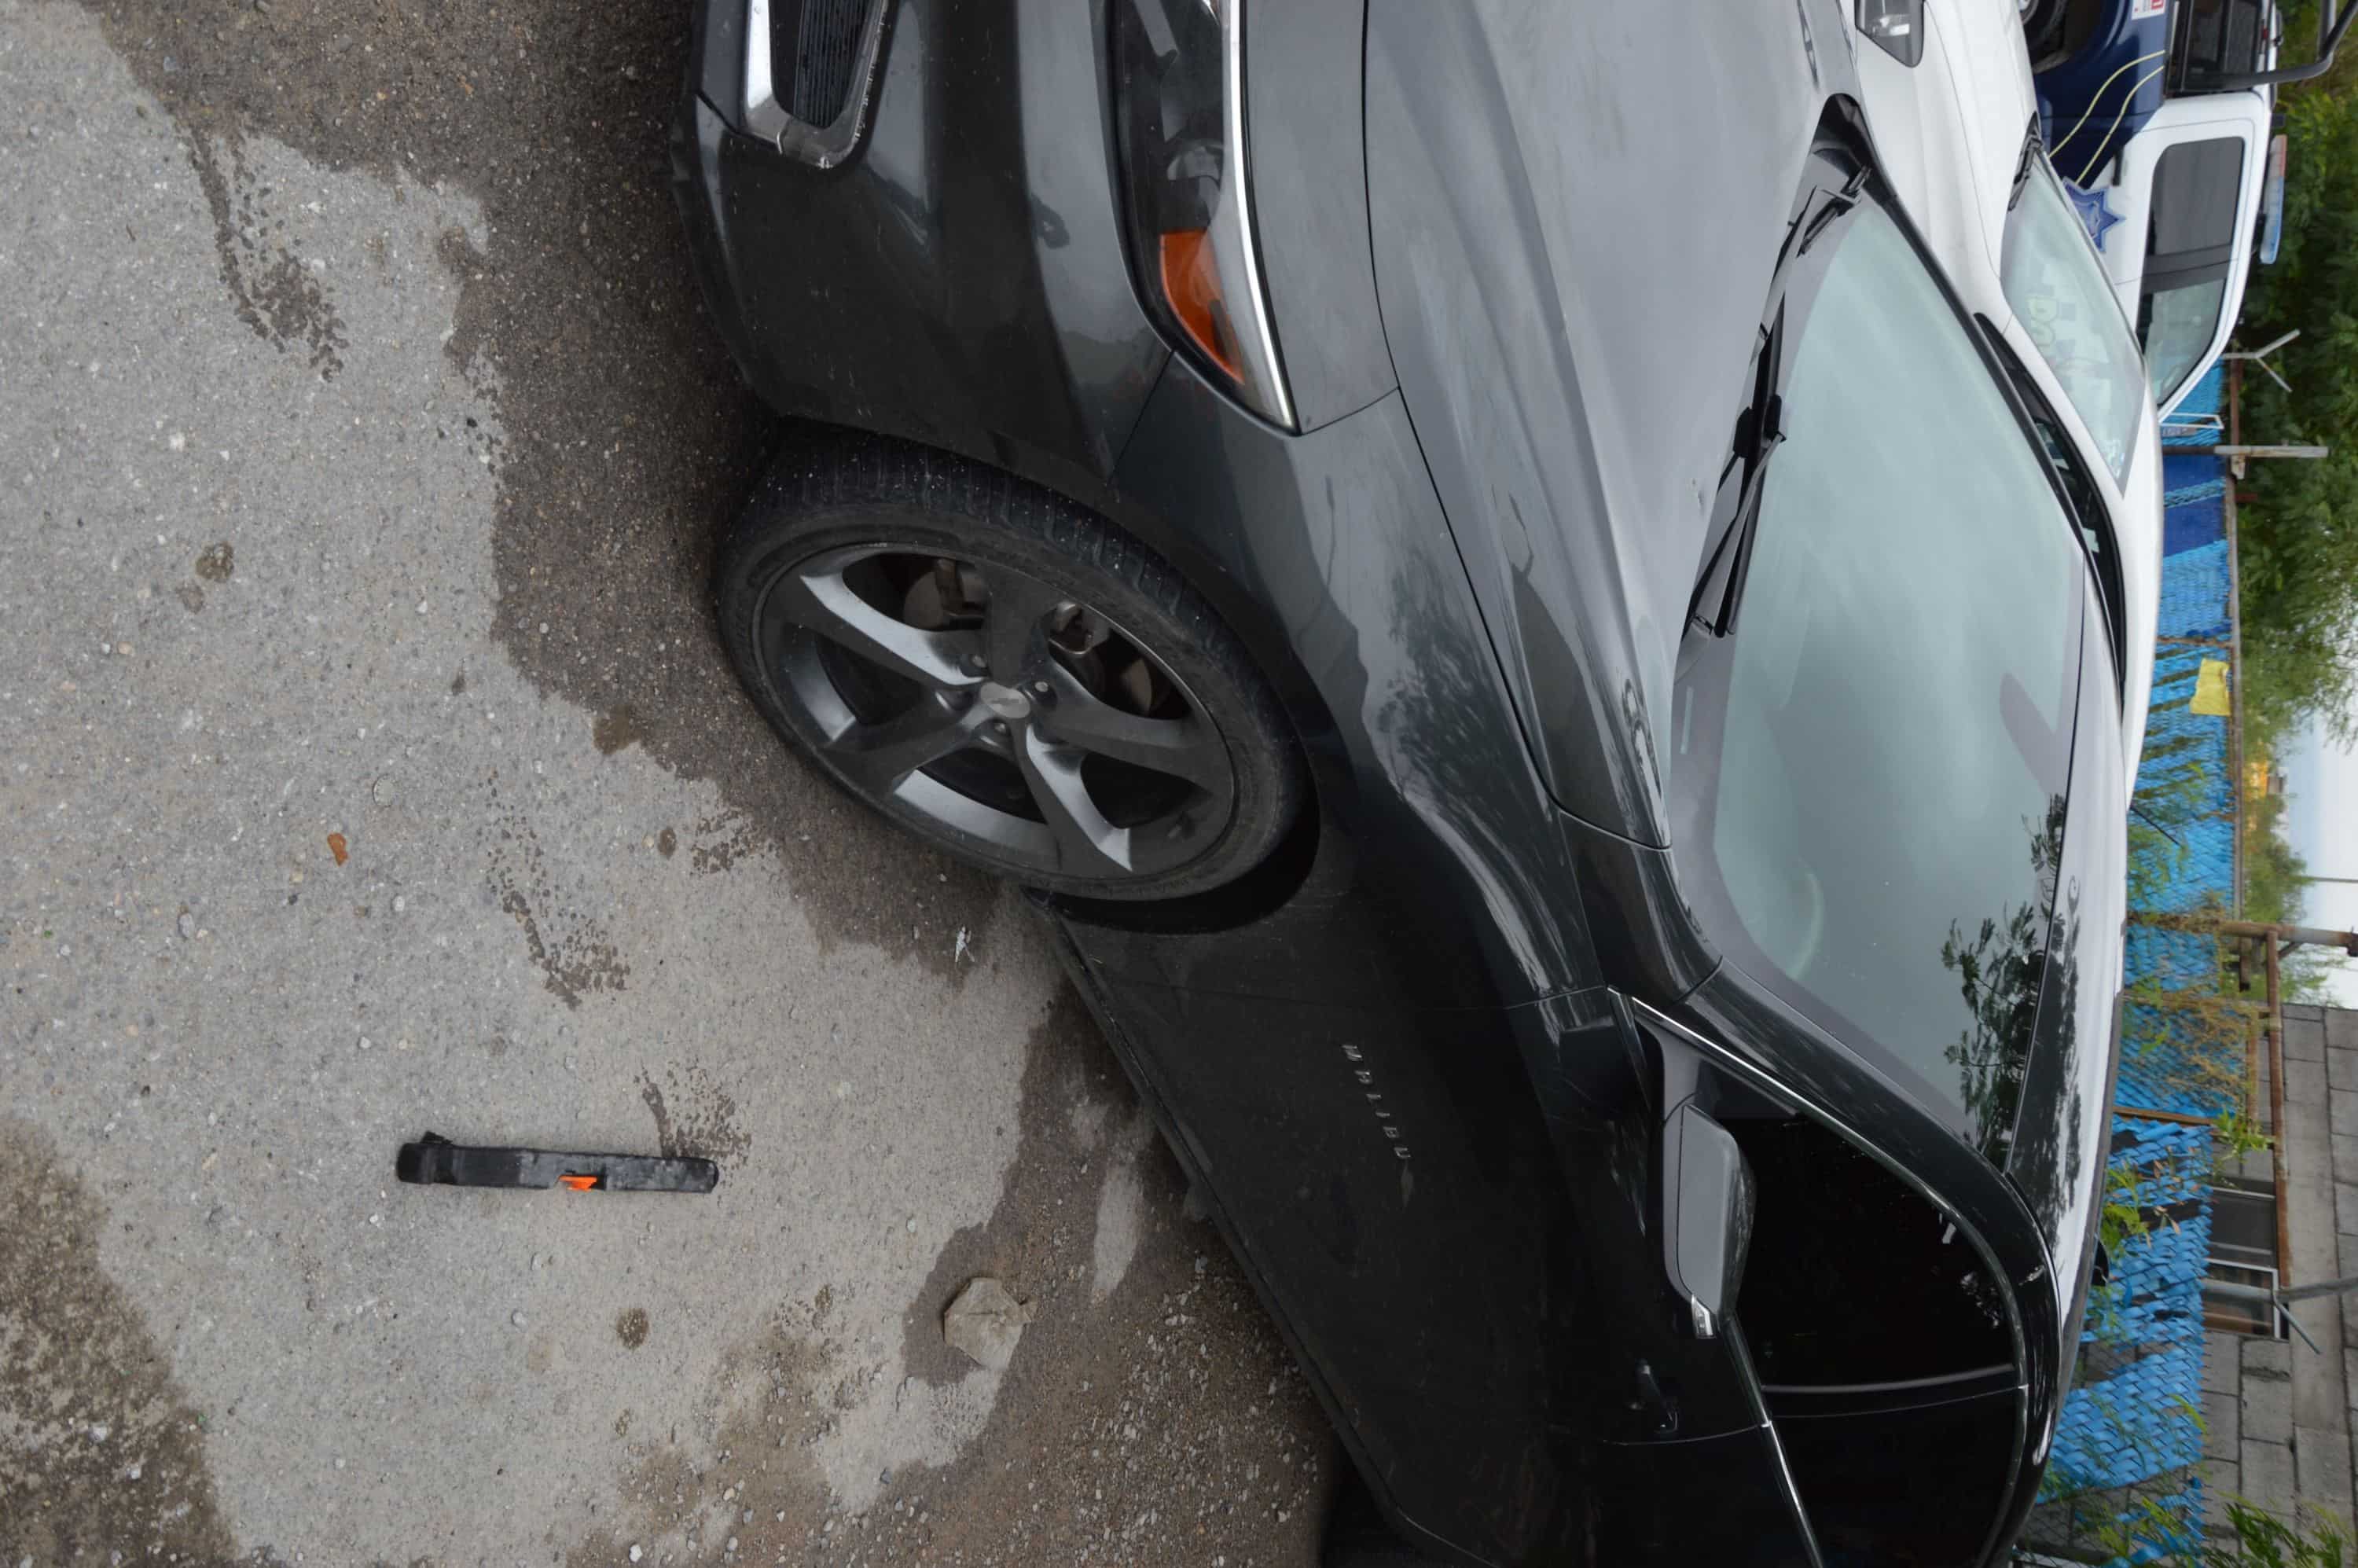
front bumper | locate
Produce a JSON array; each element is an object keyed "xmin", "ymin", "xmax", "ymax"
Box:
[{"xmin": 670, "ymin": 0, "xmax": 1172, "ymax": 502}]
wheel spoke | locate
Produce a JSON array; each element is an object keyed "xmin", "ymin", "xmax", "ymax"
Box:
[
  {"xmin": 1038, "ymin": 676, "xmax": 1229, "ymax": 796},
  {"xmin": 772, "ymin": 568, "xmax": 979, "ymax": 690},
  {"xmin": 979, "ymin": 567, "xmax": 1069, "ymax": 682},
  {"xmin": 822, "ymin": 699, "xmax": 989, "ymax": 795},
  {"xmin": 1016, "ymin": 733, "xmax": 1135, "ymax": 876}
]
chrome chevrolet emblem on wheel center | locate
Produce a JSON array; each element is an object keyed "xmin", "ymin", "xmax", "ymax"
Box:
[{"xmin": 977, "ymin": 681, "xmax": 1032, "ymax": 722}]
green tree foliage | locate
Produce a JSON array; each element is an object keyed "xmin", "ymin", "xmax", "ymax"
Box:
[
  {"xmin": 2236, "ymin": 82, "xmax": 2358, "ymax": 742},
  {"xmin": 2242, "ymin": 790, "xmax": 2337, "ymax": 1000},
  {"xmin": 2235, "ymin": 78, "xmax": 2358, "ymax": 730},
  {"xmin": 2243, "ymin": 791, "xmax": 2311, "ymax": 924},
  {"xmin": 2103, "ymin": 1493, "xmax": 2352, "ymax": 1566}
]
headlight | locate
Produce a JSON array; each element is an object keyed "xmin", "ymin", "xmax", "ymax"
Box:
[
  {"xmin": 1857, "ymin": 0, "xmax": 1926, "ymax": 65},
  {"xmin": 1112, "ymin": 0, "xmax": 1295, "ymax": 429}
]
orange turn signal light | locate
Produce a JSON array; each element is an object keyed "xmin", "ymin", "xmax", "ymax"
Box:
[
  {"xmin": 1159, "ymin": 229, "xmax": 1240, "ymax": 380},
  {"xmin": 557, "ymin": 1173, "xmax": 601, "ymax": 1191}
]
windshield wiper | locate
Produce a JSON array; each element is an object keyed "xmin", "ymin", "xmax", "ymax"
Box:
[
  {"xmin": 2009, "ymin": 119, "xmax": 2040, "ymax": 211},
  {"xmin": 1688, "ymin": 306, "xmax": 1788, "ymax": 638},
  {"xmin": 1688, "ymin": 165, "xmax": 1864, "ymax": 641}
]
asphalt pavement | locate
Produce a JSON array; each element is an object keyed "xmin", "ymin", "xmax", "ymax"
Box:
[{"xmin": 0, "ymin": 2, "xmax": 1330, "ymax": 1562}]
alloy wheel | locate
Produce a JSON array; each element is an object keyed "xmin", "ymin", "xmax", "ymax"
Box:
[{"xmin": 755, "ymin": 545, "xmax": 1240, "ymax": 883}]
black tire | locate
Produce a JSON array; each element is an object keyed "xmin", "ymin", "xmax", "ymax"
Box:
[
  {"xmin": 714, "ymin": 433, "xmax": 1303, "ymax": 901},
  {"xmin": 1323, "ymin": 1471, "xmax": 1451, "ymax": 1568}
]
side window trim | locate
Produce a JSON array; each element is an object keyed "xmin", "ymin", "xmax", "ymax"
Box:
[
  {"xmin": 2143, "ymin": 253, "xmax": 2235, "ymax": 290},
  {"xmin": 1764, "ymin": 1365, "xmax": 2022, "ymax": 1425},
  {"xmin": 1762, "ymin": 1363, "xmax": 2020, "ymax": 1402}
]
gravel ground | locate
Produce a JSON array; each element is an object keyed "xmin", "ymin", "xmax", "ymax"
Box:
[{"xmin": 0, "ymin": 2, "xmax": 1331, "ymax": 1562}]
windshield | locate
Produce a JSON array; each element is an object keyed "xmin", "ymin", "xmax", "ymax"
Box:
[
  {"xmin": 2003, "ymin": 154, "xmax": 2151, "ymax": 486},
  {"xmin": 1673, "ymin": 200, "xmax": 2088, "ymax": 1142},
  {"xmin": 2142, "ymin": 278, "xmax": 2230, "ymax": 404}
]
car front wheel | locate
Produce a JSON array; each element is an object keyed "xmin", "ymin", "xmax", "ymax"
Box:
[{"xmin": 715, "ymin": 435, "xmax": 1303, "ymax": 901}]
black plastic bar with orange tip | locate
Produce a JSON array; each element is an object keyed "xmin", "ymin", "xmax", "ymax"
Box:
[{"xmin": 395, "ymin": 1132, "xmax": 718, "ymax": 1194}]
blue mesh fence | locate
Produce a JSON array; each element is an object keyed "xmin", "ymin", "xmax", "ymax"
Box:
[
  {"xmin": 2042, "ymin": 1122, "xmax": 2216, "ymax": 1526},
  {"xmin": 2161, "ymin": 365, "xmax": 2226, "ymax": 447},
  {"xmin": 2156, "ymin": 541, "xmax": 2232, "ymax": 638},
  {"xmin": 2026, "ymin": 456, "xmax": 2238, "ymax": 1562},
  {"xmin": 2162, "ymin": 459, "xmax": 2229, "ymax": 555}
]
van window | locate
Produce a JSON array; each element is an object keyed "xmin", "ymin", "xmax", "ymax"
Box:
[
  {"xmin": 2137, "ymin": 138, "xmax": 2244, "ymax": 404},
  {"xmin": 2171, "ymin": 0, "xmax": 2272, "ymax": 90},
  {"xmin": 2141, "ymin": 277, "xmax": 2231, "ymax": 403},
  {"xmin": 2147, "ymin": 138, "xmax": 2242, "ymax": 260}
]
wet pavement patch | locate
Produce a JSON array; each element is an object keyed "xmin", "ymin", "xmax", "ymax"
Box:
[
  {"xmin": 0, "ymin": 1118, "xmax": 243, "ymax": 1565},
  {"xmin": 593, "ymin": 703, "xmax": 646, "ymax": 755},
  {"xmin": 481, "ymin": 773, "xmax": 630, "ymax": 1008},
  {"xmin": 72, "ymin": 0, "xmax": 999, "ymax": 971},
  {"xmin": 638, "ymin": 1064, "xmax": 751, "ymax": 1166}
]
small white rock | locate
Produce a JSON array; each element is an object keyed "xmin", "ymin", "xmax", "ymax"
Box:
[
  {"xmin": 510, "ymin": 1310, "xmax": 526, "ymax": 1327},
  {"xmin": 629, "ymin": 1548, "xmax": 642, "ymax": 1563},
  {"xmin": 358, "ymin": 1036, "xmax": 372, "ymax": 1052},
  {"xmin": 942, "ymin": 1277, "xmax": 1035, "ymax": 1371},
  {"xmin": 177, "ymin": 913, "xmax": 195, "ymax": 939}
]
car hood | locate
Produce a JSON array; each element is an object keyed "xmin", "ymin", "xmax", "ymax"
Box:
[{"xmin": 1362, "ymin": 0, "xmax": 1854, "ymax": 846}]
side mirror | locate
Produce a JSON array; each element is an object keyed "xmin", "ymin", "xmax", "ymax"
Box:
[{"xmin": 1656, "ymin": 1031, "xmax": 1757, "ymax": 1340}]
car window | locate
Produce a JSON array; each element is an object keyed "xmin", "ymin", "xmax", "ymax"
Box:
[
  {"xmin": 1674, "ymin": 200, "xmax": 2086, "ymax": 1139},
  {"xmin": 1730, "ymin": 1118, "xmax": 2011, "ymax": 1385},
  {"xmin": 2140, "ymin": 276, "xmax": 2230, "ymax": 404},
  {"xmin": 2003, "ymin": 155, "xmax": 2150, "ymax": 486},
  {"xmin": 1729, "ymin": 1111, "xmax": 2019, "ymax": 1568}
]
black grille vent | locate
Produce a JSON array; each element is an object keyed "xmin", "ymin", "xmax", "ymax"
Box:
[{"xmin": 773, "ymin": 0, "xmax": 870, "ymax": 127}]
